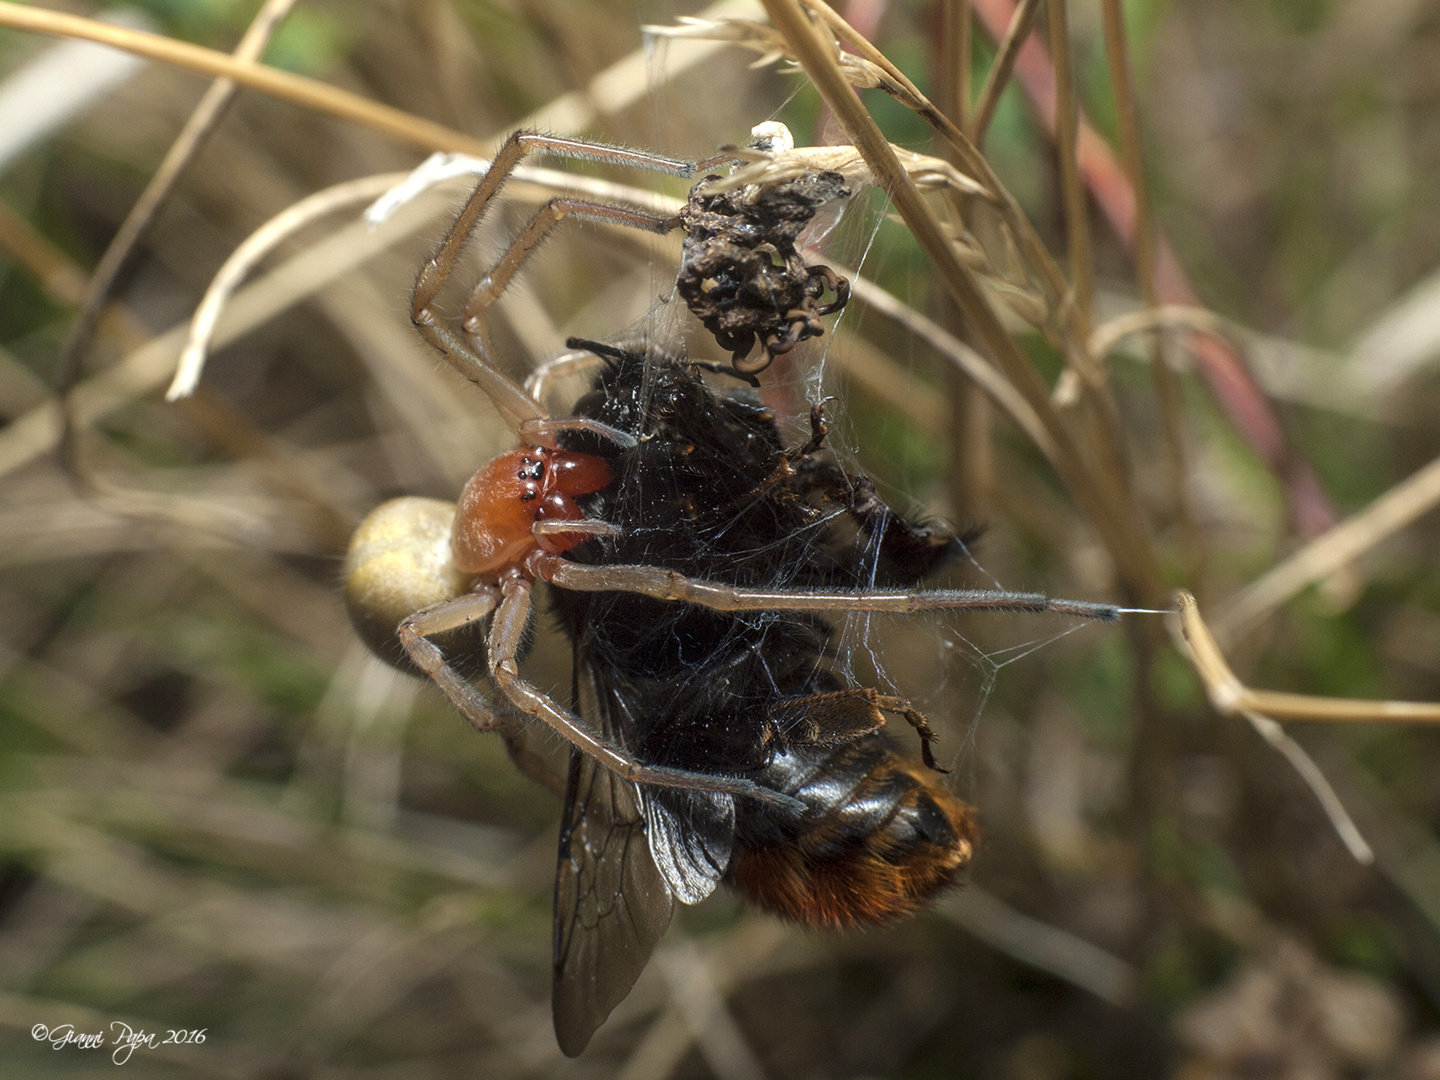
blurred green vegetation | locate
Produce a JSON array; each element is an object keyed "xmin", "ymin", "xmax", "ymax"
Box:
[{"xmin": 0, "ymin": 0, "xmax": 1436, "ymax": 1077}]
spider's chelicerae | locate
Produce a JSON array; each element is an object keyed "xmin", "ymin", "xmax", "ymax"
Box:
[{"xmin": 342, "ymin": 128, "xmax": 1120, "ymax": 1056}]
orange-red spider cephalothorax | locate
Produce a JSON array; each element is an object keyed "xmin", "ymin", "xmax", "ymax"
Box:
[{"xmin": 451, "ymin": 446, "xmax": 613, "ymax": 578}]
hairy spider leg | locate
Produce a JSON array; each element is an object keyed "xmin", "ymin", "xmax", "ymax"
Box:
[
  {"xmin": 410, "ymin": 130, "xmax": 705, "ymax": 436},
  {"xmin": 392, "ymin": 576, "xmax": 799, "ymax": 809},
  {"xmin": 516, "ymin": 416, "xmax": 636, "ymax": 450},
  {"xmin": 457, "ymin": 197, "xmax": 670, "ymax": 338},
  {"xmin": 524, "ymin": 348, "xmax": 609, "ymax": 405},
  {"xmin": 391, "ymin": 555, "xmax": 805, "ymax": 811},
  {"xmin": 482, "ymin": 568, "xmax": 806, "ymax": 811},
  {"xmin": 528, "ymin": 555, "xmax": 1113, "ymax": 776},
  {"xmin": 527, "ymin": 552, "xmax": 1121, "ymax": 622},
  {"xmin": 392, "ymin": 587, "xmax": 559, "ymax": 794}
]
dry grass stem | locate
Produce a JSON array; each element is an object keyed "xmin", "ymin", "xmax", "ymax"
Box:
[
  {"xmin": 618, "ymin": 922, "xmax": 788, "ymax": 1080},
  {"xmin": 970, "ymin": 0, "xmax": 1042, "ymax": 143},
  {"xmin": 1174, "ymin": 591, "xmax": 1440, "ymax": 725},
  {"xmin": 1098, "ymin": 0, "xmax": 1189, "ymax": 551},
  {"xmin": 1043, "ymin": 0, "xmax": 1094, "ymax": 345},
  {"xmin": 1169, "ymin": 593, "xmax": 1385, "ymax": 862},
  {"xmin": 1089, "ymin": 304, "xmax": 1242, "ymax": 362},
  {"xmin": 763, "ymin": 0, "xmax": 1161, "ymax": 604},
  {"xmin": 708, "ymin": 141, "xmax": 994, "ymax": 200},
  {"xmin": 939, "ymin": 886, "xmax": 1140, "ymax": 1006},
  {"xmin": 0, "ymin": 186, "xmax": 458, "ymax": 479},
  {"xmin": 167, "ymin": 172, "xmax": 409, "ymax": 400},
  {"xmin": 0, "ymin": 2, "xmax": 489, "ymax": 156},
  {"xmin": 939, "ymin": 0, "xmax": 972, "ymax": 128},
  {"xmin": 1216, "ymin": 453, "xmax": 1440, "ymax": 646},
  {"xmin": 1, "ymin": 1, "xmax": 1435, "ymax": 1072},
  {"xmin": 0, "ymin": 0, "xmax": 763, "ymax": 161},
  {"xmin": 804, "ymin": 0, "xmax": 1073, "ymax": 312},
  {"xmin": 846, "ymin": 274, "xmax": 1054, "ymax": 455},
  {"xmin": 694, "ymin": 0, "xmax": 1062, "ymax": 326},
  {"xmin": 172, "ymin": 158, "xmax": 690, "ymax": 404},
  {"xmin": 55, "ymin": 0, "xmax": 299, "ymax": 395}
]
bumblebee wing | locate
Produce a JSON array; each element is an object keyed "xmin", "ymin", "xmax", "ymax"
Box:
[
  {"xmin": 598, "ymin": 665, "xmax": 736, "ymax": 906},
  {"xmin": 642, "ymin": 787, "xmax": 734, "ymax": 905},
  {"xmin": 552, "ymin": 675, "xmax": 674, "ymax": 1057}
]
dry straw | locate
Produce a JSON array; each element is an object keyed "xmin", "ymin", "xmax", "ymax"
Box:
[{"xmin": 0, "ymin": 0, "xmax": 1436, "ymax": 1073}]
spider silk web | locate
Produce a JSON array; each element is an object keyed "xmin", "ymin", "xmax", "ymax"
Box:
[
  {"xmin": 482, "ymin": 135, "xmax": 1110, "ymax": 796},
  {"xmin": 373, "ymin": 29, "xmax": 1117, "ymax": 794}
]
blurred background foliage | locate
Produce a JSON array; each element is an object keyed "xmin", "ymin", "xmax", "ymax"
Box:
[{"xmin": 0, "ymin": 0, "xmax": 1437, "ymax": 1077}]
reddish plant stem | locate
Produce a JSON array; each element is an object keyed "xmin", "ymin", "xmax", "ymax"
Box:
[{"xmin": 968, "ymin": 0, "xmax": 1337, "ymax": 536}]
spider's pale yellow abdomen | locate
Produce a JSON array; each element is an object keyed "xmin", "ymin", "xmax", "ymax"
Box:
[{"xmin": 344, "ymin": 496, "xmax": 469, "ymax": 671}]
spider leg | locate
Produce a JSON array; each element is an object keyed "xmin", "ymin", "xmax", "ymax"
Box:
[
  {"xmin": 694, "ymin": 148, "xmax": 747, "ymax": 172},
  {"xmin": 517, "ymin": 416, "xmax": 636, "ymax": 449},
  {"xmin": 411, "ymin": 131, "xmax": 696, "ymax": 433},
  {"xmin": 524, "ymin": 348, "xmax": 608, "ymax": 408},
  {"xmin": 397, "ymin": 587, "xmax": 563, "ymax": 795},
  {"xmin": 411, "ymin": 277, "xmax": 549, "ymax": 432},
  {"xmin": 532, "ymin": 519, "xmax": 621, "ymax": 540},
  {"xmin": 487, "ymin": 568, "xmax": 805, "ymax": 812},
  {"xmin": 459, "ymin": 197, "xmax": 674, "ymax": 344},
  {"xmin": 398, "ymin": 588, "xmax": 506, "ymax": 734},
  {"xmin": 413, "ymin": 132, "xmax": 694, "ymax": 319},
  {"xmin": 528, "ymin": 552, "xmax": 1121, "ymax": 622}
]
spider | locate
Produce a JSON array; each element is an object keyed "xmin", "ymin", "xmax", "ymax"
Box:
[{"xmin": 342, "ymin": 129, "xmax": 1121, "ymax": 1054}]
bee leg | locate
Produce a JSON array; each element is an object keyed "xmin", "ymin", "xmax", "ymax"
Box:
[
  {"xmin": 801, "ymin": 460, "xmax": 965, "ymax": 580},
  {"xmin": 772, "ymin": 688, "xmax": 948, "ymax": 773},
  {"xmin": 487, "ymin": 568, "xmax": 805, "ymax": 813},
  {"xmin": 745, "ymin": 401, "xmax": 830, "ymax": 503},
  {"xmin": 872, "ymin": 694, "xmax": 949, "ymax": 774},
  {"xmin": 781, "ymin": 399, "xmax": 830, "ymax": 466},
  {"xmin": 769, "ymin": 687, "xmax": 885, "ymax": 746}
]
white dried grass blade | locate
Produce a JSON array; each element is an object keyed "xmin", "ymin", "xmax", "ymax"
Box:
[
  {"xmin": 1346, "ymin": 262, "xmax": 1440, "ymax": 392},
  {"xmin": 939, "ymin": 886, "xmax": 1140, "ymax": 1006},
  {"xmin": 0, "ymin": 8, "xmax": 152, "ymax": 173},
  {"xmin": 0, "ymin": 188, "xmax": 456, "ymax": 480},
  {"xmin": 167, "ymin": 173, "xmax": 407, "ymax": 400}
]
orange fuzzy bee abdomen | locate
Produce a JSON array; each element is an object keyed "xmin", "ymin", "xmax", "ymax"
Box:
[{"xmin": 728, "ymin": 753, "xmax": 978, "ymax": 928}]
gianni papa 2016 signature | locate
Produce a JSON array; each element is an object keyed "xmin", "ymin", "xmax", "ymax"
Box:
[{"xmin": 32, "ymin": 1021, "xmax": 206, "ymax": 1065}]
